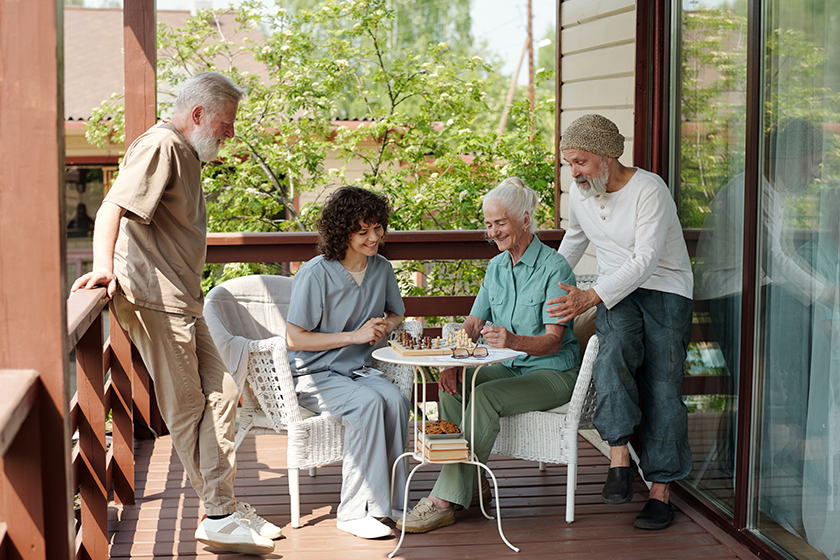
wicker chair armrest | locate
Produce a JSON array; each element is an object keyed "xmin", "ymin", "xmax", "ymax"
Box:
[
  {"xmin": 247, "ymin": 337, "xmax": 304, "ymax": 429},
  {"xmin": 374, "ymin": 320, "xmax": 422, "ymax": 400},
  {"xmin": 575, "ymin": 274, "xmax": 598, "ymax": 291},
  {"xmin": 563, "ymin": 335, "xmax": 599, "ymax": 428}
]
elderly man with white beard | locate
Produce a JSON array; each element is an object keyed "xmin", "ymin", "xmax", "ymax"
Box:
[
  {"xmin": 546, "ymin": 114, "xmax": 694, "ymax": 530},
  {"xmin": 71, "ymin": 72, "xmax": 279, "ymax": 555}
]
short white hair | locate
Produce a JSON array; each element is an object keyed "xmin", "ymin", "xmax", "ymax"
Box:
[
  {"xmin": 483, "ymin": 177, "xmax": 540, "ymax": 233},
  {"xmin": 173, "ymin": 71, "xmax": 246, "ymax": 117}
]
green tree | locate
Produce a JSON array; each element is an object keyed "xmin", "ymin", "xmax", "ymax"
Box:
[
  {"xmin": 85, "ymin": 0, "xmax": 556, "ymax": 322},
  {"xmin": 680, "ymin": 3, "xmax": 840, "ymax": 228},
  {"xmin": 679, "ymin": 6, "xmax": 748, "ymax": 228}
]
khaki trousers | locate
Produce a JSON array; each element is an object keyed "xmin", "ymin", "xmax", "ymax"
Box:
[{"xmin": 114, "ymin": 293, "xmax": 239, "ymax": 516}]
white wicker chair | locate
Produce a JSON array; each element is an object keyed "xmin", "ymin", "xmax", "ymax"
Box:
[
  {"xmin": 204, "ymin": 274, "xmax": 419, "ymax": 529},
  {"xmin": 491, "ymin": 337, "xmax": 598, "ymax": 524},
  {"xmin": 441, "ymin": 273, "xmax": 601, "ymax": 524}
]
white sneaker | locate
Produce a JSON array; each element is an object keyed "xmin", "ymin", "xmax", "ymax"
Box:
[
  {"xmin": 237, "ymin": 502, "xmax": 283, "ymax": 540},
  {"xmin": 195, "ymin": 513, "xmax": 275, "ymax": 555},
  {"xmin": 336, "ymin": 515, "xmax": 393, "ymax": 539}
]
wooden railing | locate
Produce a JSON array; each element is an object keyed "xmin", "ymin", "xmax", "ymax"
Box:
[
  {"xmin": 207, "ymin": 228, "xmax": 722, "ymax": 395},
  {"xmin": 0, "ymin": 369, "xmax": 41, "ymax": 559},
  {"xmin": 42, "ymin": 228, "xmax": 720, "ymax": 560},
  {"xmin": 63, "ymin": 286, "xmax": 169, "ymax": 560},
  {"xmin": 206, "ymin": 229, "xmax": 567, "ymax": 318}
]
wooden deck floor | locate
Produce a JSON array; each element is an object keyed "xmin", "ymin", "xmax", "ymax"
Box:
[{"xmin": 109, "ymin": 431, "xmax": 760, "ymax": 559}]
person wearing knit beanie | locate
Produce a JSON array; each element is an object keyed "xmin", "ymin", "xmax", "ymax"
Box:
[
  {"xmin": 556, "ymin": 114, "xmax": 636, "ymax": 200},
  {"xmin": 559, "ymin": 113, "xmax": 625, "ymax": 158},
  {"xmin": 548, "ymin": 113, "xmax": 694, "ymax": 531}
]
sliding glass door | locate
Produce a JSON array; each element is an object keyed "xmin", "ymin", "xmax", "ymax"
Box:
[{"xmin": 674, "ymin": 0, "xmax": 840, "ymax": 557}]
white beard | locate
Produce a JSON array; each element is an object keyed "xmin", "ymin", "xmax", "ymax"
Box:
[
  {"xmin": 191, "ymin": 122, "xmax": 222, "ymax": 162},
  {"xmin": 575, "ymin": 162, "xmax": 609, "ymax": 199}
]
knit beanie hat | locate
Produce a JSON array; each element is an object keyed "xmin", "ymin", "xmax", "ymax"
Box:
[{"xmin": 559, "ymin": 114, "xmax": 625, "ymax": 158}]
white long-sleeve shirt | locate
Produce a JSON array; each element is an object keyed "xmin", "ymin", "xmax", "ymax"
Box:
[{"xmin": 559, "ymin": 168, "xmax": 693, "ymax": 308}]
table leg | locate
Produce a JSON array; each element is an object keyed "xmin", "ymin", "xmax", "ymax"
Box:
[{"xmin": 389, "ymin": 460, "xmax": 427, "ymax": 558}]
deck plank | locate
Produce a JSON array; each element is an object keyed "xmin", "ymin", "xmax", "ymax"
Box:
[{"xmin": 108, "ymin": 431, "xmax": 760, "ymax": 559}]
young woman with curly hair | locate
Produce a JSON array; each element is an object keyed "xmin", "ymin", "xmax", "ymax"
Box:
[{"xmin": 285, "ymin": 186, "xmax": 408, "ymax": 540}]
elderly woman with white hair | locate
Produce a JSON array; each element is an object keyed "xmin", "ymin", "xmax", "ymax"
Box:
[{"xmin": 397, "ymin": 177, "xmax": 582, "ymax": 534}]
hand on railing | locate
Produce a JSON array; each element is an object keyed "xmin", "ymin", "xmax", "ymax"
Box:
[{"xmin": 71, "ymin": 270, "xmax": 118, "ymax": 298}]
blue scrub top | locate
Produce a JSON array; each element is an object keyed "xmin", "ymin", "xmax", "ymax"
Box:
[
  {"xmin": 287, "ymin": 254, "xmax": 406, "ymax": 377},
  {"xmin": 471, "ymin": 236, "xmax": 580, "ymax": 373}
]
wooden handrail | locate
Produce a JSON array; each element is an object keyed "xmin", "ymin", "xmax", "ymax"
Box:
[
  {"xmin": 67, "ymin": 288, "xmax": 108, "ymax": 348},
  {"xmin": 0, "ymin": 370, "xmax": 39, "ymax": 458},
  {"xmin": 207, "ymin": 229, "xmax": 566, "ymax": 263}
]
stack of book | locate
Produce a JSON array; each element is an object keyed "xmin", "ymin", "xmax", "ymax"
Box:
[{"xmin": 416, "ymin": 435, "xmax": 469, "ymax": 462}]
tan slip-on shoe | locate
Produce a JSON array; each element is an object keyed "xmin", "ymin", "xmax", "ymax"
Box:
[{"xmin": 395, "ymin": 497, "xmax": 455, "ymax": 534}]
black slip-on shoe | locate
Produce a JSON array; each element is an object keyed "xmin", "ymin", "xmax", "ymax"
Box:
[
  {"xmin": 634, "ymin": 498, "xmax": 674, "ymax": 530},
  {"xmin": 601, "ymin": 460, "xmax": 638, "ymax": 504}
]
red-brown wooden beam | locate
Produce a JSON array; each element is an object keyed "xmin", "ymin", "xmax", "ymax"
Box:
[
  {"xmin": 75, "ymin": 317, "xmax": 109, "ymax": 560},
  {"xmin": 0, "ymin": 0, "xmax": 73, "ymax": 557},
  {"xmin": 124, "ymin": 0, "xmax": 157, "ymax": 146},
  {"xmin": 0, "ymin": 372, "xmax": 39, "ymax": 461},
  {"xmin": 633, "ymin": 0, "xmax": 668, "ymax": 178},
  {"xmin": 633, "ymin": 0, "xmax": 651, "ymax": 171},
  {"xmin": 733, "ymin": 0, "xmax": 764, "ymax": 533},
  {"xmin": 65, "ymin": 156, "xmax": 122, "ymax": 166},
  {"xmin": 206, "ymin": 230, "xmax": 565, "ymax": 264},
  {"xmin": 67, "ymin": 288, "xmax": 108, "ymax": 349},
  {"xmin": 0, "ymin": 397, "xmax": 45, "ymax": 560},
  {"xmin": 132, "ymin": 345, "xmax": 161, "ymax": 438},
  {"xmin": 108, "ymin": 302, "xmax": 135, "ymax": 505},
  {"xmin": 554, "ymin": 0, "xmax": 562, "ymax": 228},
  {"xmin": 402, "ymin": 297, "xmax": 476, "ymax": 318},
  {"xmin": 0, "ymin": 521, "xmax": 7, "ymax": 558},
  {"xmin": 0, "ymin": 370, "xmax": 44, "ymax": 560}
]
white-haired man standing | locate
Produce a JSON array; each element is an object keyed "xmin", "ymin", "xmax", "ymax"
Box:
[
  {"xmin": 547, "ymin": 114, "xmax": 694, "ymax": 530},
  {"xmin": 72, "ymin": 72, "xmax": 278, "ymax": 555}
]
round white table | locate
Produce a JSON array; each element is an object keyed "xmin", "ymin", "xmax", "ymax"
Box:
[{"xmin": 372, "ymin": 345, "xmax": 522, "ymax": 557}]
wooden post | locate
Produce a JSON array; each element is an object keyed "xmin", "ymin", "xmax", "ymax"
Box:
[
  {"xmin": 122, "ymin": 0, "xmax": 166, "ymax": 442},
  {"xmin": 0, "ymin": 0, "xmax": 73, "ymax": 558},
  {"xmin": 554, "ymin": 0, "xmax": 562, "ymax": 227},
  {"xmin": 123, "ymin": 0, "xmax": 157, "ymax": 146}
]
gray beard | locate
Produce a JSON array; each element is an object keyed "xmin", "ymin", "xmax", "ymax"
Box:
[
  {"xmin": 575, "ymin": 170, "xmax": 609, "ymax": 199},
  {"xmin": 191, "ymin": 123, "xmax": 222, "ymax": 162}
]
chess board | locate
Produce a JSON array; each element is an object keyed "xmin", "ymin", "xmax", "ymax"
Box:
[{"xmin": 388, "ymin": 340, "xmax": 452, "ymax": 356}]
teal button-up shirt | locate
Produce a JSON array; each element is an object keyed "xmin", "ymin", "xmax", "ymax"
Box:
[{"xmin": 471, "ymin": 236, "xmax": 580, "ymax": 374}]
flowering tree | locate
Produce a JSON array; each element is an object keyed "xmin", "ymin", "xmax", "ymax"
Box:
[{"xmin": 86, "ymin": 0, "xmax": 557, "ymax": 320}]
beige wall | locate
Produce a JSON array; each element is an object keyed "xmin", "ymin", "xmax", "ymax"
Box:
[
  {"xmin": 559, "ymin": 0, "xmax": 636, "ymax": 275},
  {"xmin": 65, "ymin": 122, "xmax": 123, "ymax": 158}
]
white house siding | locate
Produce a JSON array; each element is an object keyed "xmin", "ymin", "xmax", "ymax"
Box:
[{"xmin": 559, "ymin": 0, "xmax": 636, "ymax": 274}]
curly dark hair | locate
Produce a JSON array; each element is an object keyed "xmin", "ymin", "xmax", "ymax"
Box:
[{"xmin": 316, "ymin": 186, "xmax": 391, "ymax": 261}]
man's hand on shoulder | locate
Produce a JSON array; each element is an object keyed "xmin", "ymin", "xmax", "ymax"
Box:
[
  {"xmin": 71, "ymin": 270, "xmax": 118, "ymax": 298},
  {"xmin": 546, "ymin": 281, "xmax": 602, "ymax": 323}
]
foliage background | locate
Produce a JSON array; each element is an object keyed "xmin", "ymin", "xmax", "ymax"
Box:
[{"xmin": 86, "ymin": 0, "xmax": 557, "ymax": 323}]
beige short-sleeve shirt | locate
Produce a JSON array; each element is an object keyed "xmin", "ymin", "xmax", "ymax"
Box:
[{"xmin": 106, "ymin": 122, "xmax": 206, "ymax": 317}]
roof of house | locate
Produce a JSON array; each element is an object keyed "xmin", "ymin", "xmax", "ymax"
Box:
[{"xmin": 64, "ymin": 6, "xmax": 266, "ymax": 121}]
